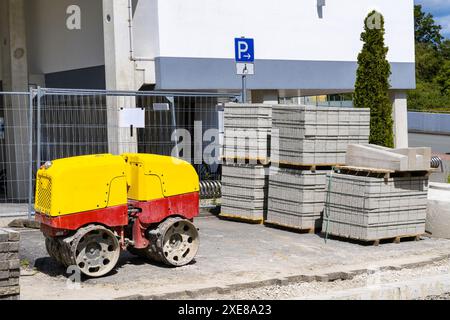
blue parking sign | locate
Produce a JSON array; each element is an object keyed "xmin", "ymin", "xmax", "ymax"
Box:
[{"xmin": 235, "ymin": 38, "xmax": 254, "ymax": 63}]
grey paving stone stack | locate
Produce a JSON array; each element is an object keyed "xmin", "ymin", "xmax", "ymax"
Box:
[
  {"xmin": 322, "ymin": 173, "xmax": 429, "ymax": 241},
  {"xmin": 272, "ymin": 105, "xmax": 370, "ymax": 165},
  {"xmin": 223, "ymin": 103, "xmax": 272, "ymax": 162},
  {"xmin": 266, "ymin": 167, "xmax": 328, "ymax": 230},
  {"xmin": 220, "ymin": 163, "xmax": 268, "ymax": 222},
  {"xmin": 220, "ymin": 104, "xmax": 272, "ymax": 223},
  {"xmin": 0, "ymin": 228, "xmax": 20, "ymax": 300}
]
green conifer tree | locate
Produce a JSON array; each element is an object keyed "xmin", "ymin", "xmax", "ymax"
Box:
[{"xmin": 354, "ymin": 11, "xmax": 394, "ymax": 148}]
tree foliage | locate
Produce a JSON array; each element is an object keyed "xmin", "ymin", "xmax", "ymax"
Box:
[
  {"xmin": 415, "ymin": 42, "xmax": 443, "ymax": 82},
  {"xmin": 354, "ymin": 11, "xmax": 394, "ymax": 148},
  {"xmin": 414, "ymin": 5, "xmax": 443, "ymax": 48},
  {"xmin": 436, "ymin": 61, "xmax": 450, "ymax": 95},
  {"xmin": 408, "ymin": 5, "xmax": 450, "ymax": 112}
]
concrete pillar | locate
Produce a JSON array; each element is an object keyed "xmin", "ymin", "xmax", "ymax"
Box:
[
  {"xmin": 390, "ymin": 91, "xmax": 409, "ymax": 149},
  {"xmin": 102, "ymin": 0, "xmax": 137, "ymax": 154},
  {"xmin": 0, "ymin": 0, "xmax": 29, "ymax": 201},
  {"xmin": 251, "ymin": 90, "xmax": 279, "ymax": 104}
]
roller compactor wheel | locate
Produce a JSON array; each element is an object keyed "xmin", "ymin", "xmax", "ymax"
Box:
[
  {"xmin": 45, "ymin": 225, "xmax": 121, "ymax": 278},
  {"xmin": 129, "ymin": 218, "xmax": 200, "ymax": 267},
  {"xmin": 148, "ymin": 217, "xmax": 200, "ymax": 267}
]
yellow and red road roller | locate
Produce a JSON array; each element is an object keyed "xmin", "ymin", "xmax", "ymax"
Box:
[{"xmin": 34, "ymin": 153, "xmax": 200, "ymax": 277}]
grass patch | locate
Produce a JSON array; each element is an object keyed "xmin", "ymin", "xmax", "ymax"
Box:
[{"xmin": 20, "ymin": 259, "xmax": 30, "ymax": 269}]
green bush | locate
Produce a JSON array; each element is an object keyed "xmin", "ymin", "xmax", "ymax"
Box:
[{"xmin": 408, "ymin": 81, "xmax": 450, "ymax": 112}]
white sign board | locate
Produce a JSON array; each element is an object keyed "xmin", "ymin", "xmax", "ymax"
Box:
[
  {"xmin": 236, "ymin": 63, "xmax": 254, "ymax": 75},
  {"xmin": 153, "ymin": 103, "xmax": 170, "ymax": 111},
  {"xmin": 118, "ymin": 108, "xmax": 145, "ymax": 128}
]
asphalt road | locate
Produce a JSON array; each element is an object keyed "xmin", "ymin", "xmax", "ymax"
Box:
[{"xmin": 409, "ymin": 132, "xmax": 450, "ymax": 154}]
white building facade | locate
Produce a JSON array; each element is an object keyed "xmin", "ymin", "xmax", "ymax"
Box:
[{"xmin": 1, "ymin": 0, "xmax": 415, "ymax": 94}]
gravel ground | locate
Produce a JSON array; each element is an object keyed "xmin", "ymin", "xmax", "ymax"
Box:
[
  {"xmin": 199, "ymin": 258, "xmax": 450, "ymax": 300},
  {"xmin": 423, "ymin": 292, "xmax": 450, "ymax": 300}
]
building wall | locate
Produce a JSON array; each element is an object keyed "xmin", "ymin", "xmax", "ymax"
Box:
[
  {"xmin": 156, "ymin": 0, "xmax": 414, "ymax": 62},
  {"xmin": 132, "ymin": 0, "xmax": 160, "ymax": 59},
  {"xmin": 15, "ymin": 0, "xmax": 415, "ymax": 92},
  {"xmin": 25, "ymin": 0, "xmax": 104, "ymax": 75},
  {"xmin": 152, "ymin": 0, "xmax": 415, "ymax": 90}
]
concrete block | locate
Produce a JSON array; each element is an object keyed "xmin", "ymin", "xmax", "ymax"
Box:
[
  {"xmin": 345, "ymin": 144, "xmax": 431, "ymax": 171},
  {"xmin": 223, "ymin": 104, "xmax": 272, "ymax": 160},
  {"xmin": 273, "ymin": 105, "xmax": 369, "ymax": 165},
  {"xmin": 0, "ymin": 259, "xmax": 20, "ymax": 271},
  {"xmin": 267, "ymin": 168, "xmax": 329, "ymax": 229},
  {"xmin": 0, "ymin": 242, "xmax": 19, "ymax": 253},
  {"xmin": 426, "ymin": 183, "xmax": 450, "ymax": 239},
  {"xmin": 323, "ymin": 172, "xmax": 428, "ymax": 241},
  {"xmin": 0, "ymin": 230, "xmax": 8, "ymax": 243},
  {"xmin": 0, "ymin": 277, "xmax": 19, "ymax": 287},
  {"xmin": 0, "ymin": 252, "xmax": 18, "ymax": 261},
  {"xmin": 220, "ymin": 162, "xmax": 269, "ymax": 221},
  {"xmin": 0, "ymin": 285, "xmax": 19, "ymax": 297},
  {"xmin": 0, "ymin": 228, "xmax": 20, "ymax": 242}
]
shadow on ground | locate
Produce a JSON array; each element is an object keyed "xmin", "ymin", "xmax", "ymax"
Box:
[{"xmin": 32, "ymin": 250, "xmax": 197, "ymax": 282}]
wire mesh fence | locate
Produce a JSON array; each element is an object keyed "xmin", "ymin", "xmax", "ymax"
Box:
[
  {"xmin": 0, "ymin": 88, "xmax": 238, "ymax": 218},
  {"xmin": 0, "ymin": 92, "xmax": 33, "ymax": 217}
]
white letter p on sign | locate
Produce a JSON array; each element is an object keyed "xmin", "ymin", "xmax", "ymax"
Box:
[{"xmin": 238, "ymin": 41, "xmax": 249, "ymax": 60}]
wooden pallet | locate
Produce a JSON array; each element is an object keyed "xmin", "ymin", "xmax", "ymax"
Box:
[
  {"xmin": 324, "ymin": 233, "xmax": 423, "ymax": 246},
  {"xmin": 222, "ymin": 156, "xmax": 270, "ymax": 165},
  {"xmin": 264, "ymin": 220, "xmax": 318, "ymax": 234},
  {"xmin": 218, "ymin": 212, "xmax": 264, "ymax": 224},
  {"xmin": 272, "ymin": 160, "xmax": 340, "ymax": 172},
  {"xmin": 335, "ymin": 165, "xmax": 431, "ymax": 180}
]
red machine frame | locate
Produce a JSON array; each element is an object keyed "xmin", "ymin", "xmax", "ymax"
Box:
[{"xmin": 35, "ymin": 192, "xmax": 199, "ymax": 249}]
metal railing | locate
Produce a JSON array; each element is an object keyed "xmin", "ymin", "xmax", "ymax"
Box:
[{"xmin": 0, "ymin": 88, "xmax": 239, "ymax": 218}]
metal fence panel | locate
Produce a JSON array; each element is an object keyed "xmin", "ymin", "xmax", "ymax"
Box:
[
  {"xmin": 0, "ymin": 92, "xmax": 32, "ymax": 218},
  {"xmin": 0, "ymin": 88, "xmax": 238, "ymax": 218}
]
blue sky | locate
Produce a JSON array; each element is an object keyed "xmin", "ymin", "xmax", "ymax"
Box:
[{"xmin": 415, "ymin": 0, "xmax": 450, "ymax": 38}]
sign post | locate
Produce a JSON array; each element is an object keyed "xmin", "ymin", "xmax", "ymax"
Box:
[{"xmin": 235, "ymin": 37, "xmax": 254, "ymax": 103}]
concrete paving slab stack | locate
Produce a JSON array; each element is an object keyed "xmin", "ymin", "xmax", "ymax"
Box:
[
  {"xmin": 266, "ymin": 167, "xmax": 328, "ymax": 230},
  {"xmin": 272, "ymin": 105, "xmax": 370, "ymax": 165},
  {"xmin": 322, "ymin": 173, "xmax": 428, "ymax": 241},
  {"xmin": 220, "ymin": 104, "xmax": 271, "ymax": 223},
  {"xmin": 220, "ymin": 163, "xmax": 268, "ymax": 222},
  {"xmin": 0, "ymin": 228, "xmax": 20, "ymax": 300},
  {"xmin": 266, "ymin": 105, "xmax": 370, "ymax": 231},
  {"xmin": 322, "ymin": 144, "xmax": 432, "ymax": 242},
  {"xmin": 223, "ymin": 103, "xmax": 272, "ymax": 162}
]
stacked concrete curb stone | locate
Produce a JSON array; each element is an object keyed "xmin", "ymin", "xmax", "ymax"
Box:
[
  {"xmin": 0, "ymin": 228, "xmax": 20, "ymax": 300},
  {"xmin": 322, "ymin": 173, "xmax": 429, "ymax": 241},
  {"xmin": 272, "ymin": 105, "xmax": 370, "ymax": 165},
  {"xmin": 220, "ymin": 104, "xmax": 272, "ymax": 223},
  {"xmin": 266, "ymin": 105, "xmax": 370, "ymax": 231}
]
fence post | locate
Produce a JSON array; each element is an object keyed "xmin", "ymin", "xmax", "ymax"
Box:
[
  {"xmin": 36, "ymin": 87, "xmax": 42, "ymax": 171},
  {"xmin": 27, "ymin": 89, "xmax": 35, "ymax": 219},
  {"xmin": 167, "ymin": 96, "xmax": 179, "ymax": 157}
]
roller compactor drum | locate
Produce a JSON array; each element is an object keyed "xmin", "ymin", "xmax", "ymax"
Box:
[{"xmin": 34, "ymin": 154, "xmax": 200, "ymax": 277}]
